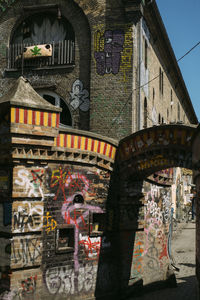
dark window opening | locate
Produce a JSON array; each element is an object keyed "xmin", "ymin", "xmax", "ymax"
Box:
[
  {"xmin": 144, "ymin": 97, "xmax": 147, "ymax": 129},
  {"xmin": 145, "ymin": 39, "xmax": 148, "ymax": 69},
  {"xmin": 159, "ymin": 68, "xmax": 164, "ymax": 95},
  {"xmin": 178, "ymin": 103, "xmax": 180, "ymax": 121},
  {"xmin": 38, "ymin": 91, "xmax": 72, "ymax": 127},
  {"xmin": 42, "ymin": 94, "xmax": 55, "ymax": 106},
  {"xmin": 90, "ymin": 213, "xmax": 106, "ymax": 236},
  {"xmin": 56, "ymin": 226, "xmax": 74, "ymax": 253}
]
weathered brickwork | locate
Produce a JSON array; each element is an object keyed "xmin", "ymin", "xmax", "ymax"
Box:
[{"xmin": 0, "ymin": 0, "xmax": 199, "ymax": 299}]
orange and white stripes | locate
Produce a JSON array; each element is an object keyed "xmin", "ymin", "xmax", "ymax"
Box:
[
  {"xmin": 55, "ymin": 133, "xmax": 116, "ymax": 160},
  {"xmin": 11, "ymin": 107, "xmax": 59, "ymax": 128}
]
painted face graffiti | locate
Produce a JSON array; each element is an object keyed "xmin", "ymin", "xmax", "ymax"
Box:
[{"xmin": 94, "ymin": 29, "xmax": 125, "ymax": 75}]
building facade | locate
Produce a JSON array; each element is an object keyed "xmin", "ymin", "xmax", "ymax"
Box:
[{"xmin": 0, "ymin": 0, "xmax": 198, "ymax": 299}]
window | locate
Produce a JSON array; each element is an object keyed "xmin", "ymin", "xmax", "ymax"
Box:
[
  {"xmin": 144, "ymin": 39, "xmax": 148, "ymax": 69},
  {"xmin": 144, "ymin": 97, "xmax": 147, "ymax": 128},
  {"xmin": 177, "ymin": 103, "xmax": 180, "ymax": 121},
  {"xmin": 37, "ymin": 90, "xmax": 72, "ymax": 127},
  {"xmin": 9, "ymin": 12, "xmax": 75, "ymax": 70},
  {"xmin": 56, "ymin": 225, "xmax": 74, "ymax": 253},
  {"xmin": 159, "ymin": 67, "xmax": 164, "ymax": 95},
  {"xmin": 89, "ymin": 213, "xmax": 106, "ymax": 236}
]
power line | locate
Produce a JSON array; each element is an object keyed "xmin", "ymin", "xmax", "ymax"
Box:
[{"xmin": 108, "ymin": 39, "xmax": 200, "ymax": 133}]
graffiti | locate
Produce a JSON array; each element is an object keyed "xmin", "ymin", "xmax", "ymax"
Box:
[
  {"xmin": 119, "ymin": 126, "xmax": 195, "ymax": 162},
  {"xmin": 50, "ymin": 167, "xmax": 91, "ymax": 202},
  {"xmin": 45, "ymin": 264, "xmax": 97, "ymax": 295},
  {"xmin": 161, "ymin": 189, "xmax": 171, "ymax": 223},
  {"xmin": 11, "ymin": 237, "xmax": 42, "ymax": 268},
  {"xmin": 79, "ymin": 233, "xmax": 101, "ymax": 259},
  {"xmin": 43, "ymin": 212, "xmax": 57, "ymax": 234},
  {"xmin": 70, "ymin": 79, "xmax": 90, "ymax": 112},
  {"xmin": 138, "ymin": 155, "xmax": 169, "ymax": 171},
  {"xmin": 21, "ymin": 275, "xmax": 37, "ymax": 295},
  {"xmin": 120, "ymin": 25, "xmax": 133, "ymax": 84},
  {"xmin": 94, "ymin": 29, "xmax": 125, "ymax": 75},
  {"xmin": 130, "ymin": 232, "xmax": 144, "ymax": 282},
  {"xmin": 13, "ymin": 201, "xmax": 43, "ymax": 233},
  {"xmin": 14, "ymin": 168, "xmax": 44, "ymax": 199}
]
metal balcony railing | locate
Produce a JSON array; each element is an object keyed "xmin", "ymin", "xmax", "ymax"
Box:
[{"xmin": 7, "ymin": 40, "xmax": 75, "ymax": 70}]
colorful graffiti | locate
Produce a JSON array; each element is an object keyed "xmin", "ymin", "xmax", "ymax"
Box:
[
  {"xmin": 94, "ymin": 24, "xmax": 133, "ymax": 85},
  {"xmin": 43, "ymin": 212, "xmax": 57, "ymax": 234},
  {"xmin": 21, "ymin": 275, "xmax": 37, "ymax": 295},
  {"xmin": 79, "ymin": 233, "xmax": 101, "ymax": 259},
  {"xmin": 143, "ymin": 183, "xmax": 171, "ymax": 283},
  {"xmin": 119, "ymin": 126, "xmax": 195, "ymax": 162},
  {"xmin": 70, "ymin": 79, "xmax": 90, "ymax": 112},
  {"xmin": 94, "ymin": 29, "xmax": 124, "ymax": 75},
  {"xmin": 14, "ymin": 168, "xmax": 44, "ymax": 199},
  {"xmin": 130, "ymin": 232, "xmax": 144, "ymax": 282},
  {"xmin": 46, "ymin": 165, "xmax": 109, "ymax": 271}
]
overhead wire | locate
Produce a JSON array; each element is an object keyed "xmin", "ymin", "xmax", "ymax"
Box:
[{"xmin": 108, "ymin": 39, "xmax": 200, "ymax": 133}]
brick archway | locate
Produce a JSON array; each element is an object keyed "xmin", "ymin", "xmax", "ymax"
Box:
[{"xmin": 99, "ymin": 124, "xmax": 200, "ymax": 295}]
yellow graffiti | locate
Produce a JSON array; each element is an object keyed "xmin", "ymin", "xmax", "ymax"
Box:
[
  {"xmin": 43, "ymin": 212, "xmax": 57, "ymax": 234},
  {"xmin": 138, "ymin": 155, "xmax": 169, "ymax": 171},
  {"xmin": 120, "ymin": 25, "xmax": 133, "ymax": 85}
]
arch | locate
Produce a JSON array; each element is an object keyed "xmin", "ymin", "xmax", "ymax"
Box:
[
  {"xmin": 10, "ymin": 12, "xmax": 75, "ymax": 45},
  {"xmin": 117, "ymin": 124, "xmax": 197, "ymax": 179},
  {"xmin": 37, "ymin": 90, "xmax": 72, "ymax": 127}
]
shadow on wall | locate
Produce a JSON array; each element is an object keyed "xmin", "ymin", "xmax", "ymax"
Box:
[
  {"xmin": 95, "ymin": 163, "xmax": 175, "ymax": 299},
  {"xmin": 95, "ymin": 160, "xmax": 143, "ymax": 299}
]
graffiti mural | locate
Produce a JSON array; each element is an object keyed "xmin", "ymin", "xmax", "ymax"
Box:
[
  {"xmin": 130, "ymin": 231, "xmax": 144, "ymax": 282},
  {"xmin": 11, "ymin": 236, "xmax": 42, "ymax": 268},
  {"xmin": 14, "ymin": 168, "xmax": 44, "ymax": 199},
  {"xmin": 143, "ymin": 182, "xmax": 171, "ymax": 284},
  {"xmin": 70, "ymin": 79, "xmax": 90, "ymax": 112},
  {"xmin": 12, "ymin": 201, "xmax": 43, "ymax": 233},
  {"xmin": 45, "ymin": 263, "xmax": 97, "ymax": 295},
  {"xmin": 94, "ymin": 29, "xmax": 125, "ymax": 75},
  {"xmin": 44, "ymin": 165, "xmax": 110, "ymax": 272}
]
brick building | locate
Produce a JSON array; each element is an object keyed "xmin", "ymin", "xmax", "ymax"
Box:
[{"xmin": 0, "ymin": 0, "xmax": 198, "ymax": 299}]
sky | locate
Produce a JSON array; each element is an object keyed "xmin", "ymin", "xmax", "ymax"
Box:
[{"xmin": 156, "ymin": 0, "xmax": 200, "ymax": 122}]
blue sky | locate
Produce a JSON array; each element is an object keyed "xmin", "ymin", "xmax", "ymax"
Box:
[{"xmin": 156, "ymin": 0, "xmax": 200, "ymax": 122}]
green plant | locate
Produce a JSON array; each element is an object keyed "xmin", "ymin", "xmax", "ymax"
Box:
[{"xmin": 31, "ymin": 45, "xmax": 42, "ymax": 56}]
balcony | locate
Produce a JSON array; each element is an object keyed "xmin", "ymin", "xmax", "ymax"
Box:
[{"xmin": 6, "ymin": 40, "xmax": 75, "ymax": 71}]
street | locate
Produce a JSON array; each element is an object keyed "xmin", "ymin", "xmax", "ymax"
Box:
[{"xmin": 128, "ymin": 222, "xmax": 198, "ymax": 300}]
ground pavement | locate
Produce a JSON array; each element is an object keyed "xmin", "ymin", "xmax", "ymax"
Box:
[{"xmin": 128, "ymin": 222, "xmax": 198, "ymax": 300}]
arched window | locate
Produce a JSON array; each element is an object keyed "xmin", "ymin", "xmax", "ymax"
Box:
[
  {"xmin": 37, "ymin": 90, "xmax": 72, "ymax": 127},
  {"xmin": 12, "ymin": 12, "xmax": 74, "ymax": 45},
  {"xmin": 144, "ymin": 97, "xmax": 147, "ymax": 128},
  {"xmin": 9, "ymin": 12, "xmax": 75, "ymax": 69}
]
